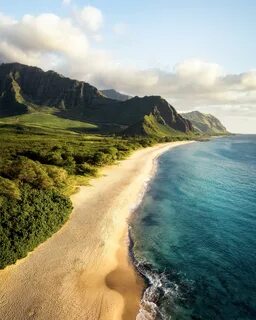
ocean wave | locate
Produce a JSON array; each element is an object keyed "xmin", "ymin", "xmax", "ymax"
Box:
[
  {"xmin": 135, "ymin": 265, "xmax": 164, "ymax": 319},
  {"xmin": 129, "ymin": 231, "xmax": 184, "ymax": 320},
  {"xmin": 135, "ymin": 259, "xmax": 181, "ymax": 320}
]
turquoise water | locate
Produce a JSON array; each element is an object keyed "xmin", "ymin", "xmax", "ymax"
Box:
[{"xmin": 131, "ymin": 135, "xmax": 256, "ymax": 320}]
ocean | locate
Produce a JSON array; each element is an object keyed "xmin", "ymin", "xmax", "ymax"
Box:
[{"xmin": 131, "ymin": 135, "xmax": 256, "ymax": 320}]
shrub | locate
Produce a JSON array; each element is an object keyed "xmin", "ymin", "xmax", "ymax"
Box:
[
  {"xmin": 46, "ymin": 166, "xmax": 69, "ymax": 188},
  {"xmin": 0, "ymin": 176, "xmax": 20, "ymax": 199},
  {"xmin": 75, "ymin": 163, "xmax": 98, "ymax": 176},
  {"xmin": 3, "ymin": 157, "xmax": 54, "ymax": 189},
  {"xmin": 0, "ymin": 184, "xmax": 72, "ymax": 269},
  {"xmin": 93, "ymin": 151, "xmax": 113, "ymax": 166}
]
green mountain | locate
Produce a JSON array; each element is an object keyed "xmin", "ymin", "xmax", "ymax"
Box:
[
  {"xmin": 100, "ymin": 88, "xmax": 229, "ymax": 136},
  {"xmin": 0, "ymin": 62, "xmax": 192, "ymax": 136},
  {"xmin": 100, "ymin": 89, "xmax": 131, "ymax": 101},
  {"xmin": 0, "ymin": 62, "xmax": 108, "ymax": 117},
  {"xmin": 182, "ymin": 111, "xmax": 228, "ymax": 135}
]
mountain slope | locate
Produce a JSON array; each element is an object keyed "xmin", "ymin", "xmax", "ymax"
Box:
[
  {"xmin": 182, "ymin": 111, "xmax": 228, "ymax": 134},
  {"xmin": 100, "ymin": 89, "xmax": 131, "ymax": 101},
  {"xmin": 0, "ymin": 62, "xmax": 192, "ymax": 136},
  {"xmin": 0, "ymin": 62, "xmax": 108, "ymax": 117},
  {"xmin": 124, "ymin": 113, "xmax": 182, "ymax": 138}
]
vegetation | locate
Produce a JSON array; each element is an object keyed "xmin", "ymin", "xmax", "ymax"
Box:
[
  {"xmin": 0, "ymin": 112, "xmax": 98, "ymax": 133},
  {"xmin": 143, "ymin": 114, "xmax": 189, "ymax": 138},
  {"xmin": 0, "ymin": 184, "xmax": 72, "ymax": 268},
  {"xmin": 1, "ymin": 120, "xmax": 194, "ymax": 269}
]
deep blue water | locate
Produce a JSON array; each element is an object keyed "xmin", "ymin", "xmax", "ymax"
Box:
[{"xmin": 131, "ymin": 135, "xmax": 256, "ymax": 320}]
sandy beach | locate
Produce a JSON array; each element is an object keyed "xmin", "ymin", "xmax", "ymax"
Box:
[{"xmin": 0, "ymin": 141, "xmax": 192, "ymax": 320}]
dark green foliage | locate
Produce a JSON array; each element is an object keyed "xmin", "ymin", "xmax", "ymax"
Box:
[
  {"xmin": 75, "ymin": 163, "xmax": 98, "ymax": 176},
  {"xmin": 2, "ymin": 157, "xmax": 54, "ymax": 189},
  {"xmin": 0, "ymin": 184, "xmax": 72, "ymax": 269}
]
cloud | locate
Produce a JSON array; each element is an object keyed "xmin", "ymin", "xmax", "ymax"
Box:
[
  {"xmin": 174, "ymin": 59, "xmax": 222, "ymax": 87},
  {"xmin": 74, "ymin": 6, "xmax": 103, "ymax": 32},
  {"xmin": 0, "ymin": 10, "xmax": 255, "ymax": 132},
  {"xmin": 0, "ymin": 12, "xmax": 89, "ymax": 69},
  {"xmin": 0, "ymin": 12, "xmax": 16, "ymax": 24},
  {"xmin": 241, "ymin": 70, "xmax": 256, "ymax": 89}
]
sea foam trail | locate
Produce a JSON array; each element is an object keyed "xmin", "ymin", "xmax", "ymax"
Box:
[
  {"xmin": 128, "ymin": 176, "xmax": 160, "ymax": 320},
  {"xmin": 130, "ymin": 243, "xmax": 180, "ymax": 320},
  {"xmin": 129, "ymin": 222, "xmax": 180, "ymax": 320},
  {"xmin": 128, "ymin": 146, "xmax": 182, "ymax": 320}
]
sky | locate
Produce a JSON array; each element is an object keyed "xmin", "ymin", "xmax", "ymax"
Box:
[{"xmin": 0, "ymin": 0, "xmax": 255, "ymax": 133}]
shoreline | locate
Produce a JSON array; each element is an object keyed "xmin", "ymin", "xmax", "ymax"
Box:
[{"xmin": 0, "ymin": 141, "xmax": 193, "ymax": 320}]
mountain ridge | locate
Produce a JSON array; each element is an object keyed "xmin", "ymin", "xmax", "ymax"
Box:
[
  {"xmin": 98, "ymin": 87, "xmax": 229, "ymax": 136},
  {"xmin": 0, "ymin": 62, "xmax": 192, "ymax": 136}
]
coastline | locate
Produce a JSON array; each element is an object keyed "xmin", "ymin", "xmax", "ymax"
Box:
[{"xmin": 0, "ymin": 141, "xmax": 193, "ymax": 320}]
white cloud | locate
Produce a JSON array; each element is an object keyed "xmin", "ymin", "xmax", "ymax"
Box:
[
  {"xmin": 241, "ymin": 70, "xmax": 256, "ymax": 89},
  {"xmin": 0, "ymin": 10, "xmax": 255, "ymax": 132},
  {"xmin": 174, "ymin": 59, "xmax": 222, "ymax": 87},
  {"xmin": 74, "ymin": 6, "xmax": 103, "ymax": 32},
  {"xmin": 0, "ymin": 12, "xmax": 89, "ymax": 68}
]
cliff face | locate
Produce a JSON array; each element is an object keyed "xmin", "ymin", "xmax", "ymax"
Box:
[
  {"xmin": 0, "ymin": 62, "xmax": 192, "ymax": 135},
  {"xmin": 182, "ymin": 111, "xmax": 228, "ymax": 134},
  {"xmin": 0, "ymin": 63, "xmax": 108, "ymax": 116}
]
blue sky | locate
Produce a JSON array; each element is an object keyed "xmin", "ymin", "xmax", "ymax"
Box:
[
  {"xmin": 0, "ymin": 0, "xmax": 256, "ymax": 132},
  {"xmin": 1, "ymin": 0, "xmax": 256, "ymax": 73}
]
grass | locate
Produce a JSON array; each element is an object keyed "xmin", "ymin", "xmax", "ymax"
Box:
[{"xmin": 0, "ymin": 112, "xmax": 98, "ymax": 133}]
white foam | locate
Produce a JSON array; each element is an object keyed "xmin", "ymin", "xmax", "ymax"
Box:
[{"xmin": 129, "ymin": 177, "xmax": 152, "ymax": 212}]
